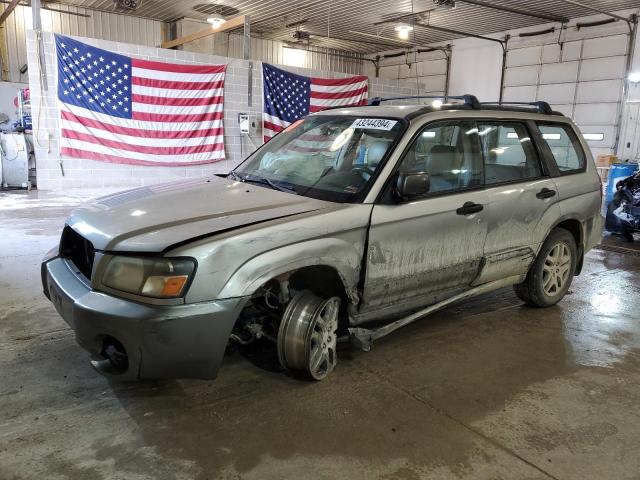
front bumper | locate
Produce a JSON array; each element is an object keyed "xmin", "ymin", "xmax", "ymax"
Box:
[{"xmin": 42, "ymin": 256, "xmax": 248, "ymax": 380}]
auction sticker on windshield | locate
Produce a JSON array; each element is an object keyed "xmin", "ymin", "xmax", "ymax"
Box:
[{"xmin": 351, "ymin": 118, "xmax": 398, "ymax": 130}]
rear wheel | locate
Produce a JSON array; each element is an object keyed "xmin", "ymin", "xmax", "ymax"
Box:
[
  {"xmin": 514, "ymin": 228, "xmax": 577, "ymax": 308},
  {"xmin": 277, "ymin": 291, "xmax": 340, "ymax": 381}
]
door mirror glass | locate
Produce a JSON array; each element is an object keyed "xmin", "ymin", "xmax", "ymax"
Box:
[{"xmin": 395, "ymin": 172, "xmax": 430, "ymax": 199}]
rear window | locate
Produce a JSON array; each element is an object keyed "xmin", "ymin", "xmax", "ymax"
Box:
[{"xmin": 537, "ymin": 124, "xmax": 586, "ymax": 174}]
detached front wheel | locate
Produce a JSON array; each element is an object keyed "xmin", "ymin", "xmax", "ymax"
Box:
[{"xmin": 277, "ymin": 291, "xmax": 340, "ymax": 381}]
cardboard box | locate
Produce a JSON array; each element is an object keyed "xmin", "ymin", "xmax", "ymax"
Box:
[{"xmin": 596, "ymin": 154, "xmax": 618, "ymax": 167}]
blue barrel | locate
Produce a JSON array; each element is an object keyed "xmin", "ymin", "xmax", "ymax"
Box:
[{"xmin": 606, "ymin": 163, "xmax": 639, "ymax": 204}]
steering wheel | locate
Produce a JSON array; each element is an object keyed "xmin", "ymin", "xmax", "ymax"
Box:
[{"xmin": 351, "ymin": 165, "xmax": 375, "ymax": 180}]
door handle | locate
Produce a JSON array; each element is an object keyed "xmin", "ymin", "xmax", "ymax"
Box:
[
  {"xmin": 536, "ymin": 188, "xmax": 556, "ymax": 199},
  {"xmin": 456, "ymin": 201, "xmax": 484, "ymax": 215}
]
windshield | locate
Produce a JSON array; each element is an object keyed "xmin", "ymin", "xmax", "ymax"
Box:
[{"xmin": 235, "ymin": 115, "xmax": 403, "ymax": 203}]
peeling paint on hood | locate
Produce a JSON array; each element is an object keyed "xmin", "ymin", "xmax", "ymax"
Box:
[{"xmin": 65, "ymin": 176, "xmax": 333, "ymax": 252}]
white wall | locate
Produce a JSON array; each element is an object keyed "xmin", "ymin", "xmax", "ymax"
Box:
[
  {"xmin": 448, "ymin": 37, "xmax": 504, "ymax": 101},
  {"xmin": 27, "ymin": 30, "xmax": 426, "ymax": 190}
]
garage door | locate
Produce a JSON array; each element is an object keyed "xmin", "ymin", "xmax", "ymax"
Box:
[
  {"xmin": 502, "ymin": 34, "xmax": 630, "ymax": 159},
  {"xmin": 378, "ymin": 50, "xmax": 449, "ymax": 96}
]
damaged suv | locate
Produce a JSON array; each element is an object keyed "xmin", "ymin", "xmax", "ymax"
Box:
[{"xmin": 42, "ymin": 95, "xmax": 603, "ymax": 381}]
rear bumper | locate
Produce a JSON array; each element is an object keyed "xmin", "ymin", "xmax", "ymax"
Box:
[{"xmin": 42, "ymin": 256, "xmax": 248, "ymax": 380}]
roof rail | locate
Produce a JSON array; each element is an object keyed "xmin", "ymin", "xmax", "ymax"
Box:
[
  {"xmin": 368, "ymin": 94, "xmax": 481, "ymax": 109},
  {"xmin": 479, "ymin": 101, "xmax": 554, "ymax": 115}
]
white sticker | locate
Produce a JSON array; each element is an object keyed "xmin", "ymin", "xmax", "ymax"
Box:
[{"xmin": 350, "ymin": 118, "xmax": 398, "ymax": 131}]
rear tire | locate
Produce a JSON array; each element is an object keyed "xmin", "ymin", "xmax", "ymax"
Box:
[{"xmin": 514, "ymin": 228, "xmax": 577, "ymax": 308}]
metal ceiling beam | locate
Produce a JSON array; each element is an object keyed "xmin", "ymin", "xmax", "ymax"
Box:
[
  {"xmin": 161, "ymin": 14, "xmax": 246, "ymax": 49},
  {"xmin": 558, "ymin": 0, "xmax": 631, "ymax": 24},
  {"xmin": 0, "ymin": 0, "xmax": 20, "ymax": 27},
  {"xmin": 459, "ymin": 0, "xmax": 569, "ymax": 24}
]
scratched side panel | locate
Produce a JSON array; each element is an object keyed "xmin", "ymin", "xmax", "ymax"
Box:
[{"xmin": 359, "ymin": 190, "xmax": 489, "ymax": 321}]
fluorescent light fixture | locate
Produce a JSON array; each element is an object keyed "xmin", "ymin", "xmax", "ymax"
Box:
[
  {"xmin": 491, "ymin": 147, "xmax": 507, "ymax": 155},
  {"xmin": 583, "ymin": 133, "xmax": 605, "ymax": 141},
  {"xmin": 422, "ymin": 131, "xmax": 437, "ymax": 138},
  {"xmin": 542, "ymin": 133, "xmax": 562, "ymax": 140},
  {"xmin": 207, "ymin": 14, "xmax": 227, "ymax": 28},
  {"xmin": 629, "ymin": 72, "xmax": 640, "ymax": 83},
  {"xmin": 395, "ymin": 23, "xmax": 414, "ymax": 40},
  {"xmin": 478, "ymin": 127, "xmax": 494, "ymax": 136},
  {"xmin": 507, "ymin": 132, "xmax": 519, "ymax": 139}
]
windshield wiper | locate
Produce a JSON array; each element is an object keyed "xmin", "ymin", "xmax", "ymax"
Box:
[
  {"xmin": 229, "ymin": 170, "xmax": 297, "ymax": 194},
  {"xmin": 245, "ymin": 175, "xmax": 298, "ymax": 195},
  {"xmin": 228, "ymin": 170, "xmax": 246, "ymax": 182}
]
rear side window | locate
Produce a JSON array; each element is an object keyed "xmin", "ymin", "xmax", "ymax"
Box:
[
  {"xmin": 477, "ymin": 122, "xmax": 542, "ymax": 185},
  {"xmin": 537, "ymin": 124, "xmax": 586, "ymax": 173}
]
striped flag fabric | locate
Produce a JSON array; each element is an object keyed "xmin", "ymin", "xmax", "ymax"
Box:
[
  {"xmin": 262, "ymin": 63, "xmax": 368, "ymax": 142},
  {"xmin": 55, "ymin": 34, "xmax": 226, "ymax": 166}
]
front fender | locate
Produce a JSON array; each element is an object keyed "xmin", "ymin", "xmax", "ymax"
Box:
[{"xmin": 217, "ymin": 237, "xmax": 364, "ymax": 300}]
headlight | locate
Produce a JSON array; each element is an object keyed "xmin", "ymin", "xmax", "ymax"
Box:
[{"xmin": 102, "ymin": 256, "xmax": 196, "ymax": 298}]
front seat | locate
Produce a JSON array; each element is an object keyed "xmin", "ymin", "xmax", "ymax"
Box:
[{"xmin": 428, "ymin": 145, "xmax": 463, "ymax": 191}]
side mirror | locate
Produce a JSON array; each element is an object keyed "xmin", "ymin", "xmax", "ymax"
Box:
[{"xmin": 395, "ymin": 171, "xmax": 430, "ymax": 200}]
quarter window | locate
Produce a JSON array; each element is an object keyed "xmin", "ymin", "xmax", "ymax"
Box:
[
  {"xmin": 537, "ymin": 124, "xmax": 586, "ymax": 173},
  {"xmin": 477, "ymin": 122, "xmax": 542, "ymax": 185},
  {"xmin": 398, "ymin": 121, "xmax": 483, "ymax": 194}
]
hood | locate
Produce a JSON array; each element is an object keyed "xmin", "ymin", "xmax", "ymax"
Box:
[{"xmin": 66, "ymin": 176, "xmax": 333, "ymax": 252}]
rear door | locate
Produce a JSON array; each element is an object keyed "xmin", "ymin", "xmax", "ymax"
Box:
[{"xmin": 473, "ymin": 120, "xmax": 560, "ymax": 285}]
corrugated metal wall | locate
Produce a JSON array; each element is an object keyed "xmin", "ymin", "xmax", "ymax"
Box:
[
  {"xmin": 1, "ymin": 4, "xmax": 163, "ymax": 83},
  {"xmin": 176, "ymin": 19, "xmax": 364, "ymax": 75}
]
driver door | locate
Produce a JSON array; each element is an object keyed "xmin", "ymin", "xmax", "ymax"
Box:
[{"xmin": 360, "ymin": 119, "xmax": 489, "ymax": 319}]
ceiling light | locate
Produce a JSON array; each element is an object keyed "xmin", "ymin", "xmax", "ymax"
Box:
[
  {"xmin": 394, "ymin": 23, "xmax": 413, "ymax": 40},
  {"xmin": 207, "ymin": 14, "xmax": 226, "ymax": 28},
  {"xmin": 629, "ymin": 72, "xmax": 640, "ymax": 83}
]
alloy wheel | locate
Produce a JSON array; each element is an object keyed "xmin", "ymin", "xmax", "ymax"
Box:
[
  {"xmin": 542, "ymin": 242, "xmax": 572, "ymax": 297},
  {"xmin": 277, "ymin": 291, "xmax": 340, "ymax": 380}
]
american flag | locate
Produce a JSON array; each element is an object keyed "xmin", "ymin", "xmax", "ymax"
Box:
[
  {"xmin": 55, "ymin": 34, "xmax": 226, "ymax": 166},
  {"xmin": 262, "ymin": 63, "xmax": 368, "ymax": 142}
]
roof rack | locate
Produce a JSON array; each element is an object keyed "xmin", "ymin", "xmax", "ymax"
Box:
[
  {"xmin": 368, "ymin": 94, "xmax": 481, "ymax": 109},
  {"xmin": 479, "ymin": 101, "xmax": 554, "ymax": 115}
]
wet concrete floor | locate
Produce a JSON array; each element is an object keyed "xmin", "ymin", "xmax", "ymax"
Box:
[{"xmin": 1, "ymin": 189, "xmax": 639, "ymax": 480}]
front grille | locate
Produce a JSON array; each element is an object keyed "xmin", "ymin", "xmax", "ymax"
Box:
[{"xmin": 60, "ymin": 226, "xmax": 95, "ymax": 279}]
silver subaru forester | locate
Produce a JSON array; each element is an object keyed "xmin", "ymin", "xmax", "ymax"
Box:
[{"xmin": 42, "ymin": 96, "xmax": 604, "ymax": 381}]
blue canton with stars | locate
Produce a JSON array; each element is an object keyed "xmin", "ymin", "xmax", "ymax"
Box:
[
  {"xmin": 56, "ymin": 34, "xmax": 132, "ymax": 119},
  {"xmin": 263, "ymin": 63, "xmax": 310, "ymax": 123}
]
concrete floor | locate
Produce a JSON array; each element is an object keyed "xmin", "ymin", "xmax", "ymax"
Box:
[{"xmin": 1, "ymin": 189, "xmax": 640, "ymax": 480}]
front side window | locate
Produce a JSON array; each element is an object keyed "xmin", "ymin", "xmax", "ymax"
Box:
[
  {"xmin": 537, "ymin": 124, "xmax": 586, "ymax": 173},
  {"xmin": 236, "ymin": 116, "xmax": 403, "ymax": 203},
  {"xmin": 397, "ymin": 120, "xmax": 483, "ymax": 194},
  {"xmin": 478, "ymin": 122, "xmax": 542, "ymax": 185}
]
